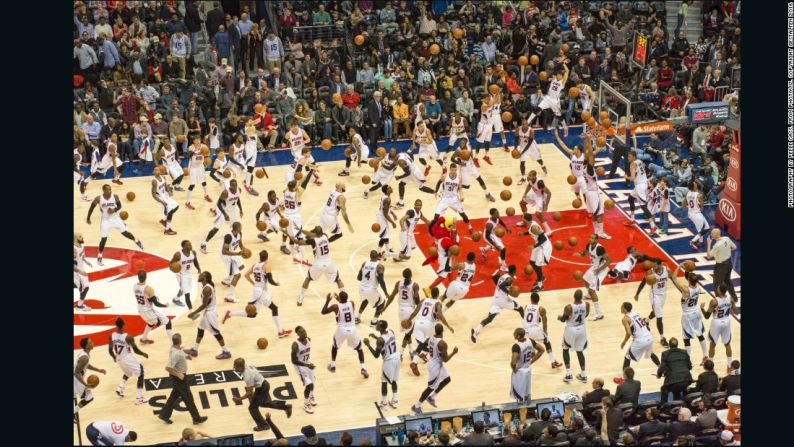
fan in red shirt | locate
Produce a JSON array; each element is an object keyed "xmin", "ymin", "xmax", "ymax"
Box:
[
  {"xmin": 342, "ymin": 85, "xmax": 361, "ymax": 109},
  {"xmin": 660, "ymin": 88, "xmax": 681, "ymax": 118},
  {"xmin": 421, "ymin": 217, "xmax": 459, "ymax": 296}
]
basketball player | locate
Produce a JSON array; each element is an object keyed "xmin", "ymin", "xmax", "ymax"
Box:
[
  {"xmin": 529, "ymin": 64, "xmax": 569, "ymax": 134},
  {"xmin": 220, "ymin": 221, "xmax": 247, "ymax": 303},
  {"xmin": 185, "ymin": 137, "xmax": 212, "ymax": 210},
  {"xmin": 442, "ymin": 252, "xmax": 476, "ymax": 311},
  {"xmin": 473, "ymin": 103, "xmax": 494, "ymax": 167},
  {"xmin": 242, "ymin": 122, "xmax": 262, "ymax": 196},
  {"xmin": 471, "ymin": 266, "xmax": 524, "ymax": 343},
  {"xmin": 510, "ymin": 327, "xmax": 545, "ymax": 403},
  {"xmin": 625, "ymin": 145, "xmax": 656, "ymax": 234},
  {"xmin": 222, "ymin": 250, "xmax": 293, "ymax": 338},
  {"xmin": 379, "ymin": 268, "xmax": 421, "ymax": 375},
  {"xmin": 255, "ymin": 190, "xmax": 287, "ymax": 249},
  {"xmin": 158, "ymin": 138, "xmax": 185, "ymax": 191},
  {"xmin": 410, "ymin": 120, "xmax": 444, "ymax": 177},
  {"xmin": 91, "ymin": 134, "xmax": 125, "ymax": 184},
  {"xmin": 287, "ymin": 118, "xmax": 311, "ymax": 161},
  {"xmin": 433, "ymin": 163, "xmax": 474, "ymax": 232},
  {"xmin": 355, "ymin": 250, "xmax": 389, "ymax": 326},
  {"xmin": 515, "ymin": 123, "xmax": 547, "ymax": 183},
  {"xmin": 523, "ymin": 293, "xmax": 563, "ymax": 368},
  {"xmin": 575, "ymin": 234, "xmax": 610, "ymax": 321},
  {"xmin": 321, "ymin": 292, "xmax": 369, "ymax": 378},
  {"xmin": 395, "ymin": 152, "xmax": 436, "ymax": 208},
  {"xmin": 411, "ymin": 323, "xmax": 458, "ymax": 414},
  {"xmin": 450, "ymin": 138, "xmax": 496, "ymax": 202},
  {"xmin": 185, "ymin": 271, "xmax": 232, "ymax": 360},
  {"xmin": 559, "ymin": 289, "xmax": 590, "ymax": 382},
  {"xmin": 577, "ymin": 83, "xmax": 595, "ymax": 128},
  {"xmin": 487, "ymin": 83, "xmax": 508, "ymax": 149},
  {"xmin": 395, "ymin": 199, "xmax": 430, "ymax": 261},
  {"xmin": 288, "ymin": 226, "xmax": 346, "ymax": 306},
  {"xmin": 152, "ymin": 166, "xmax": 180, "ymax": 235},
  {"xmin": 285, "ymin": 147, "xmax": 318, "ymax": 184},
  {"xmin": 86, "ymin": 184, "xmax": 144, "ymax": 266},
  {"xmin": 554, "ymin": 129, "xmax": 586, "ymax": 200},
  {"xmin": 423, "ymin": 218, "xmax": 460, "ymax": 296},
  {"xmin": 74, "ymin": 142, "xmax": 90, "ymax": 201},
  {"xmin": 74, "ymin": 233, "xmax": 93, "ymax": 312},
  {"xmin": 134, "ymin": 270, "xmax": 175, "ymax": 344},
  {"xmin": 669, "ymin": 265, "xmax": 709, "ymax": 363},
  {"xmin": 228, "ymin": 134, "xmax": 248, "ymax": 179},
  {"xmin": 281, "ymin": 177, "xmax": 315, "ymax": 262},
  {"xmin": 608, "ymin": 247, "xmax": 649, "ymax": 281},
  {"xmin": 683, "ymin": 180, "xmax": 710, "ymax": 250},
  {"xmin": 405, "ymin": 287, "xmax": 454, "ymax": 377},
  {"xmin": 320, "ymin": 183, "xmax": 355, "ymax": 243},
  {"xmin": 74, "ymin": 338, "xmax": 106, "ymax": 414},
  {"xmin": 199, "ymin": 179, "xmax": 242, "ymax": 254},
  {"xmin": 109, "ymin": 317, "xmax": 149, "ymax": 404},
  {"xmin": 169, "ymin": 240, "xmax": 202, "ymax": 308},
  {"xmin": 517, "ymin": 170, "xmax": 553, "ymax": 234},
  {"xmin": 365, "ymin": 147, "xmax": 398, "ymax": 199},
  {"xmin": 523, "ymin": 213, "xmax": 553, "ymax": 292},
  {"xmin": 363, "ymin": 320, "xmax": 400, "ymax": 408},
  {"xmin": 375, "ymin": 185, "xmax": 399, "ymax": 259},
  {"xmin": 480, "ymin": 208, "xmax": 511, "ymax": 271},
  {"xmin": 338, "ymin": 126, "xmax": 370, "ymax": 176},
  {"xmin": 577, "ymin": 138, "xmax": 611, "ymax": 239},
  {"xmin": 291, "ymin": 326, "xmax": 317, "ymax": 414},
  {"xmin": 634, "ymin": 259, "xmax": 672, "ymax": 347},
  {"xmin": 701, "ymin": 284, "xmax": 738, "ymax": 366},
  {"xmin": 618, "ymin": 302, "xmax": 660, "ymax": 379},
  {"xmin": 209, "ymin": 150, "xmax": 232, "ymax": 184},
  {"xmin": 447, "ymin": 111, "xmax": 468, "ymax": 152}
]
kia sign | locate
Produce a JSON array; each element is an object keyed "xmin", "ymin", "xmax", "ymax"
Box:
[
  {"xmin": 716, "ymin": 197, "xmax": 741, "ymax": 240},
  {"xmin": 727, "ymin": 177, "xmax": 738, "ymax": 192},
  {"xmin": 719, "ymin": 199, "xmax": 737, "ymax": 222}
]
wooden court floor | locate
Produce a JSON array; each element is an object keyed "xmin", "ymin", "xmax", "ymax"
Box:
[{"xmin": 73, "ymin": 143, "xmax": 741, "ymax": 444}]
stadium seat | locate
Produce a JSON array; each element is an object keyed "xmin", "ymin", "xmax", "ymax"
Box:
[
  {"xmin": 580, "ymin": 41, "xmax": 594, "ymax": 53},
  {"xmin": 587, "ymin": 2, "xmax": 602, "ymax": 13},
  {"xmin": 659, "ymin": 400, "xmax": 684, "ymax": 422},
  {"xmin": 617, "ymin": 1, "xmax": 632, "ymax": 12},
  {"xmin": 582, "ymin": 402, "xmax": 603, "ymax": 424},
  {"xmin": 627, "ymin": 400, "xmax": 660, "ymax": 425},
  {"xmin": 640, "ymin": 434, "xmax": 668, "ymax": 445},
  {"xmin": 683, "ymin": 392, "xmax": 703, "ymax": 408},
  {"xmin": 731, "ymin": 388, "xmax": 740, "ymax": 396},
  {"xmin": 617, "ymin": 402, "xmax": 636, "ymax": 421},
  {"xmin": 650, "ymin": 2, "xmax": 666, "ymax": 14},
  {"xmin": 710, "ymin": 392, "xmax": 727, "ymax": 409},
  {"xmin": 601, "ymin": 1, "xmax": 618, "ymax": 12},
  {"xmin": 633, "ymin": 1, "xmax": 650, "ymax": 15}
]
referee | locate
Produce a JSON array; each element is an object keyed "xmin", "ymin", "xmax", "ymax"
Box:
[
  {"xmin": 706, "ymin": 228, "xmax": 738, "ymax": 302},
  {"xmin": 158, "ymin": 333, "xmax": 208, "ymax": 425},
  {"xmin": 607, "ymin": 136, "xmax": 630, "ymax": 182},
  {"xmin": 232, "ymin": 357, "xmax": 293, "ymax": 431}
]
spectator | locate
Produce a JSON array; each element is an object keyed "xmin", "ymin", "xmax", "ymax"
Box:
[
  {"xmin": 670, "ymin": 408, "xmax": 699, "ymax": 438},
  {"xmin": 633, "ymin": 408, "xmax": 669, "ymax": 442},
  {"xmin": 424, "ymin": 95, "xmax": 442, "ymax": 135},
  {"xmin": 694, "ymin": 394, "xmax": 719, "ymax": 430},
  {"xmin": 170, "ymin": 30, "xmax": 191, "ymax": 79},
  {"xmin": 342, "ymin": 85, "xmax": 361, "ymax": 109},
  {"xmin": 720, "ymin": 430, "xmax": 739, "ymax": 446},
  {"xmin": 657, "ymin": 59, "xmax": 674, "ymax": 90},
  {"xmin": 463, "ymin": 421, "xmax": 494, "ymax": 446},
  {"xmin": 298, "ymin": 425, "xmax": 328, "ymax": 446},
  {"xmin": 614, "ymin": 367, "xmax": 641, "ymax": 406},
  {"xmin": 393, "ymin": 96, "xmax": 411, "ymax": 139},
  {"xmin": 313, "ymin": 4, "xmax": 332, "ymax": 26},
  {"xmin": 599, "ymin": 396, "xmax": 622, "ymax": 445},
  {"xmin": 331, "ymin": 102, "xmax": 351, "ymax": 142},
  {"xmin": 582, "ymin": 378, "xmax": 610, "ymax": 407},
  {"xmin": 266, "ymin": 67, "xmax": 288, "ymax": 91},
  {"xmin": 180, "ymin": 428, "xmax": 212, "ymax": 443},
  {"xmin": 521, "ymin": 408, "xmax": 552, "ymax": 443},
  {"xmin": 690, "ymin": 359, "xmax": 719, "ymax": 394},
  {"xmin": 720, "ymin": 360, "xmax": 741, "ymax": 395},
  {"xmin": 539, "ymin": 424, "xmax": 568, "ymax": 445},
  {"xmin": 82, "ymin": 114, "xmax": 102, "ymax": 147},
  {"xmin": 74, "ymin": 39, "xmax": 99, "ymax": 79},
  {"xmin": 264, "ymin": 30, "xmax": 285, "ymax": 72},
  {"xmin": 315, "ymin": 101, "xmax": 333, "ymax": 142}
]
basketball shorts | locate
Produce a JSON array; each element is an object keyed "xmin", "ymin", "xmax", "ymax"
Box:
[
  {"xmin": 221, "ymin": 254, "xmax": 244, "ymax": 277},
  {"xmin": 176, "ymin": 272, "xmax": 192, "ymax": 295},
  {"xmin": 476, "ymin": 122, "xmax": 493, "ymax": 144},
  {"xmin": 231, "ymin": 159, "xmax": 246, "ymax": 176},
  {"xmin": 249, "ymin": 287, "xmax": 273, "ymax": 309},
  {"xmin": 491, "ymin": 112, "xmax": 504, "ymax": 133},
  {"xmin": 354, "ymin": 144, "xmax": 370, "ymax": 161},
  {"xmin": 486, "ymin": 232, "xmax": 505, "ymax": 251},
  {"xmin": 708, "ymin": 319, "xmax": 731, "ymax": 345},
  {"xmin": 688, "ymin": 211, "xmax": 710, "ymax": 233},
  {"xmin": 681, "ymin": 312, "xmax": 705, "ymax": 340},
  {"xmin": 626, "ymin": 336, "xmax": 654, "ymax": 361},
  {"xmin": 461, "ymin": 164, "xmax": 480, "ymax": 187},
  {"xmin": 382, "ymin": 357, "xmax": 400, "ymax": 384},
  {"xmin": 376, "ymin": 214, "xmax": 390, "ymax": 240},
  {"xmin": 290, "ymin": 145, "xmax": 304, "ymax": 161},
  {"xmin": 309, "ymin": 261, "xmax": 339, "ymax": 282},
  {"xmin": 100, "ymin": 215, "xmax": 128, "ymax": 238},
  {"xmin": 97, "ymin": 154, "xmax": 124, "ymax": 174},
  {"xmin": 436, "ymin": 249, "xmax": 450, "ymax": 278},
  {"xmin": 140, "ymin": 308, "xmax": 168, "ymax": 327},
  {"xmin": 571, "ymin": 176, "xmax": 586, "ymax": 195},
  {"xmin": 399, "ymin": 306, "xmax": 415, "ymax": 333},
  {"xmin": 538, "ymin": 97, "xmax": 562, "ymax": 116},
  {"xmin": 524, "ymin": 325, "xmax": 549, "ymax": 344},
  {"xmin": 522, "ymin": 191, "xmax": 545, "ymax": 210},
  {"xmin": 189, "ymin": 166, "xmax": 206, "ymax": 185},
  {"xmin": 333, "ymin": 326, "xmax": 362, "ymax": 350},
  {"xmin": 359, "ymin": 287, "xmax": 383, "ymax": 308},
  {"xmin": 413, "ymin": 319, "xmax": 434, "ymax": 344},
  {"xmin": 198, "ymin": 309, "xmax": 220, "ymax": 335},
  {"xmin": 531, "ymin": 241, "xmax": 553, "ymax": 267},
  {"xmin": 265, "ymin": 214, "xmax": 282, "ymax": 234},
  {"xmin": 117, "ymin": 356, "xmax": 143, "ymax": 378},
  {"xmin": 583, "ymin": 266, "xmax": 608, "ymax": 291},
  {"xmin": 510, "ymin": 368, "xmax": 531, "ymax": 402},
  {"xmin": 161, "ymin": 196, "xmax": 179, "ymax": 215},
  {"xmin": 418, "ymin": 142, "xmax": 439, "ymax": 160},
  {"xmin": 444, "ymin": 281, "xmax": 470, "ymax": 302},
  {"xmin": 293, "ymin": 364, "xmax": 315, "ymax": 386},
  {"xmin": 319, "ymin": 213, "xmax": 341, "ymax": 237},
  {"xmin": 520, "ymin": 142, "xmax": 542, "ymax": 162},
  {"xmin": 631, "ymin": 182, "xmax": 649, "ymax": 204},
  {"xmin": 427, "ymin": 361, "xmax": 450, "ymax": 390},
  {"xmin": 244, "ymin": 149, "xmax": 257, "ymax": 168},
  {"xmin": 74, "ymin": 272, "xmax": 89, "ymax": 292},
  {"xmin": 372, "ymin": 169, "xmax": 394, "ymax": 186},
  {"xmin": 435, "ymin": 197, "xmax": 464, "ymax": 215},
  {"xmin": 650, "ymin": 293, "xmax": 666, "ymax": 318},
  {"xmin": 448, "ymin": 132, "xmax": 468, "ymax": 149},
  {"xmin": 285, "ymin": 213, "xmax": 303, "ymax": 236},
  {"xmin": 399, "ymin": 230, "xmax": 417, "ymax": 256},
  {"xmin": 213, "ymin": 208, "xmax": 240, "ymax": 229},
  {"xmin": 284, "ymin": 168, "xmax": 298, "ymax": 184},
  {"xmin": 74, "ymin": 170, "xmax": 84, "ymax": 184},
  {"xmin": 585, "ymin": 190, "xmax": 603, "ymax": 216},
  {"xmin": 562, "ymin": 325, "xmax": 588, "ymax": 351},
  {"xmin": 166, "ymin": 162, "xmax": 183, "ymax": 180},
  {"xmin": 489, "ymin": 296, "xmax": 520, "ymax": 315},
  {"xmin": 400, "ymin": 166, "xmax": 426, "ymax": 187},
  {"xmin": 74, "ymin": 378, "xmax": 93, "ymax": 401}
]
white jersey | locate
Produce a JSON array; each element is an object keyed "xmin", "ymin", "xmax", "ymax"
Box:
[
  {"xmin": 352, "ymin": 132, "xmax": 367, "ymax": 150},
  {"xmin": 252, "ymin": 262, "xmax": 269, "ymax": 290},
  {"xmin": 231, "ymin": 143, "xmax": 245, "ymax": 164},
  {"xmin": 264, "ymin": 198, "xmax": 281, "ymax": 219},
  {"xmin": 288, "ymin": 128, "xmax": 306, "ymax": 152},
  {"xmin": 225, "ymin": 231, "xmax": 242, "ymax": 252},
  {"xmin": 649, "ymin": 268, "xmax": 669, "ymax": 298},
  {"xmin": 324, "ymin": 190, "xmax": 342, "ymax": 217},
  {"xmin": 99, "ymin": 194, "xmax": 119, "ymax": 219},
  {"xmin": 450, "ymin": 117, "xmax": 466, "ymax": 135},
  {"xmin": 570, "ymin": 153, "xmax": 586, "ymax": 177},
  {"xmin": 440, "ymin": 174, "xmax": 461, "ymax": 199},
  {"xmin": 223, "ymin": 187, "xmax": 241, "ymax": 211},
  {"xmin": 294, "ymin": 338, "xmax": 311, "ymax": 364},
  {"xmin": 202, "ymin": 284, "xmax": 217, "ymax": 313},
  {"xmin": 523, "ymin": 303, "xmax": 542, "ymax": 328},
  {"xmin": 628, "ymin": 311, "xmax": 652, "ymax": 339},
  {"xmin": 714, "ymin": 296, "xmax": 732, "ymax": 321},
  {"xmin": 154, "ymin": 176, "xmax": 170, "ymax": 201},
  {"xmin": 404, "ymin": 208, "xmax": 423, "ymax": 232},
  {"xmin": 428, "ymin": 336, "xmax": 444, "ymax": 364},
  {"xmin": 177, "ymin": 250, "xmax": 195, "ymax": 275},
  {"xmin": 360, "ymin": 261, "xmax": 379, "ymax": 290},
  {"xmin": 682, "ymin": 286, "xmax": 700, "ymax": 314},
  {"xmin": 283, "ymin": 190, "xmax": 300, "ymax": 215},
  {"xmin": 685, "ymin": 191, "xmax": 702, "ymax": 214},
  {"xmin": 336, "ymin": 301, "xmax": 355, "ymax": 328},
  {"xmin": 489, "ymin": 95, "xmax": 501, "ymax": 114},
  {"xmin": 189, "ymin": 147, "xmax": 206, "ymax": 169},
  {"xmin": 74, "ymin": 243, "xmax": 86, "ymax": 270},
  {"xmin": 110, "ymin": 332, "xmax": 134, "ymax": 360},
  {"xmin": 547, "ymin": 79, "xmax": 563, "ymax": 102},
  {"xmin": 579, "ymin": 89, "xmax": 591, "ymax": 106},
  {"xmin": 75, "ymin": 349, "xmax": 89, "ymax": 380},
  {"xmin": 379, "ymin": 194, "xmax": 391, "ymax": 217},
  {"xmin": 417, "ymin": 298, "xmax": 439, "ymax": 324},
  {"xmin": 415, "ymin": 126, "xmax": 431, "ymax": 145},
  {"xmin": 529, "ymin": 221, "xmax": 547, "ymax": 245},
  {"xmin": 479, "ymin": 111, "xmax": 492, "ymax": 126},
  {"xmin": 398, "ymin": 152, "xmax": 415, "ymax": 169},
  {"xmin": 162, "ymin": 145, "xmax": 179, "ymax": 166},
  {"xmin": 633, "ymin": 159, "xmax": 648, "ymax": 185},
  {"xmin": 517, "ymin": 127, "xmax": 534, "ymax": 148},
  {"xmin": 378, "ymin": 155, "xmax": 397, "ymax": 173},
  {"xmin": 588, "ymin": 243, "xmax": 607, "ymax": 268},
  {"xmin": 312, "ymin": 235, "xmax": 331, "ymax": 263},
  {"xmin": 494, "ymin": 273, "xmax": 512, "ymax": 301},
  {"xmin": 567, "ymin": 302, "xmax": 587, "ymax": 327},
  {"xmin": 455, "ymin": 262, "xmax": 476, "ymax": 285},
  {"xmin": 133, "ymin": 282, "xmax": 152, "ymax": 313},
  {"xmin": 398, "ymin": 280, "xmax": 416, "ymax": 309},
  {"xmin": 583, "ymin": 163, "xmax": 599, "ymax": 192},
  {"xmin": 381, "ymin": 330, "xmax": 399, "ymax": 361},
  {"xmin": 615, "ymin": 254, "xmax": 638, "ymax": 273},
  {"xmin": 514, "ymin": 339, "xmax": 535, "ymax": 369}
]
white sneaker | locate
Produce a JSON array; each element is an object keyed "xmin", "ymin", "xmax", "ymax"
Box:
[
  {"xmin": 310, "ymin": 395, "xmax": 318, "ymax": 406},
  {"xmin": 134, "ymin": 396, "xmax": 149, "ymax": 405},
  {"xmin": 304, "ymin": 403, "xmax": 315, "ymax": 414},
  {"xmin": 363, "ymin": 190, "xmax": 369, "ymax": 199},
  {"xmin": 97, "ymin": 258, "xmax": 104, "ymax": 266},
  {"xmin": 224, "ymin": 296, "xmax": 239, "ymax": 303},
  {"xmin": 389, "ymin": 399, "xmax": 399, "ymax": 409},
  {"xmin": 587, "ymin": 313, "xmax": 605, "ymax": 321},
  {"xmin": 598, "ymin": 233, "xmax": 612, "ymax": 240},
  {"xmin": 199, "ymin": 243, "xmax": 208, "ymax": 254},
  {"xmin": 297, "ymin": 294, "xmax": 304, "ymax": 306},
  {"xmin": 116, "ymin": 387, "xmax": 124, "ymax": 397}
]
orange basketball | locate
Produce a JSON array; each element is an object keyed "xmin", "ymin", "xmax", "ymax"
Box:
[
  {"xmin": 241, "ymin": 248, "xmax": 252, "ymax": 259},
  {"xmin": 509, "ymin": 285, "xmax": 520, "ymax": 297},
  {"xmin": 245, "ymin": 304, "xmax": 257, "ymax": 316},
  {"xmin": 501, "ymin": 111, "xmax": 512, "ymax": 123},
  {"xmin": 368, "ymin": 158, "xmax": 379, "ymax": 169},
  {"xmin": 428, "ymin": 246, "xmax": 438, "ymax": 257},
  {"xmin": 354, "ymin": 34, "xmax": 365, "ymax": 45},
  {"xmin": 539, "ymin": 71, "xmax": 548, "ymax": 81},
  {"xmin": 587, "ymin": 117, "xmax": 596, "ymax": 127},
  {"xmin": 401, "ymin": 319, "xmax": 412, "ymax": 329},
  {"xmin": 203, "ymin": 158, "xmax": 211, "ymax": 167},
  {"xmin": 500, "ymin": 190, "xmax": 512, "ymax": 201},
  {"xmin": 554, "ymin": 240, "xmax": 564, "ymax": 250},
  {"xmin": 176, "ymin": 134, "xmax": 186, "ymax": 143},
  {"xmin": 572, "ymin": 198, "xmax": 582, "ymax": 209},
  {"xmin": 552, "ymin": 212, "xmax": 562, "ymax": 221},
  {"xmin": 599, "ymin": 111, "xmax": 609, "ymax": 121},
  {"xmin": 518, "ymin": 55, "xmax": 529, "ymax": 66},
  {"xmin": 645, "ymin": 274, "xmax": 657, "ymax": 286},
  {"xmin": 573, "ymin": 270, "xmax": 583, "ymax": 281},
  {"xmin": 506, "ymin": 207, "xmax": 515, "ymax": 216},
  {"xmin": 126, "ymin": 191, "xmax": 136, "ymax": 201},
  {"xmin": 86, "ymin": 375, "xmax": 100, "ymax": 388},
  {"xmin": 169, "ymin": 262, "xmax": 181, "ymax": 273},
  {"xmin": 119, "ymin": 210, "xmax": 129, "ymax": 220},
  {"xmin": 604, "ymin": 199, "xmax": 615, "ymax": 209},
  {"xmin": 530, "ymin": 55, "xmax": 540, "ymax": 65},
  {"xmin": 257, "ymin": 337, "xmax": 269, "ymax": 349},
  {"xmin": 333, "ymin": 92, "xmax": 342, "ymax": 105},
  {"xmin": 294, "ymin": 171, "xmax": 304, "ymax": 181},
  {"xmin": 643, "ymin": 260, "xmax": 653, "ymax": 270},
  {"xmin": 602, "ymin": 118, "xmax": 612, "ymax": 129},
  {"xmin": 321, "ymin": 139, "xmax": 333, "ymax": 150},
  {"xmin": 567, "ymin": 175, "xmax": 577, "ymax": 185},
  {"xmin": 452, "ymin": 28, "xmax": 464, "ymax": 39},
  {"xmin": 279, "ymin": 218, "xmax": 289, "ymax": 228},
  {"xmin": 581, "ymin": 111, "xmax": 592, "ymax": 122},
  {"xmin": 459, "ymin": 149, "xmax": 471, "ymax": 160},
  {"xmin": 682, "ymin": 261, "xmax": 696, "ymax": 272},
  {"xmin": 596, "ymin": 167, "xmax": 606, "ymax": 176},
  {"xmin": 201, "ymin": 145, "xmax": 210, "ymax": 156},
  {"xmin": 471, "ymin": 231, "xmax": 482, "ymax": 242},
  {"xmin": 362, "ymin": 175, "xmax": 372, "ymax": 184},
  {"xmin": 511, "ymin": 149, "xmax": 521, "ymax": 159},
  {"xmin": 449, "ymin": 245, "xmax": 460, "ymax": 256},
  {"xmin": 344, "ymin": 148, "xmax": 352, "ymax": 157},
  {"xmin": 223, "ymin": 169, "xmax": 232, "ymax": 178},
  {"xmin": 503, "ymin": 176, "xmax": 513, "ymax": 186},
  {"xmin": 376, "ymin": 147, "xmax": 387, "ymax": 157},
  {"xmin": 256, "ymin": 220, "xmax": 268, "ymax": 231},
  {"xmin": 134, "ymin": 260, "xmax": 145, "ymax": 270},
  {"xmin": 495, "ymin": 227, "xmax": 506, "ymax": 237},
  {"xmin": 489, "ymin": 84, "xmax": 500, "ymax": 95},
  {"xmin": 596, "ymin": 136, "xmax": 606, "ymax": 147},
  {"xmin": 430, "ymin": 43, "xmax": 441, "ymax": 55},
  {"xmin": 568, "ymin": 87, "xmax": 579, "ymax": 98},
  {"xmin": 524, "ymin": 265, "xmax": 534, "ymax": 275},
  {"xmin": 254, "ymin": 103, "xmax": 265, "ymax": 114},
  {"xmin": 371, "ymin": 222, "xmax": 381, "ymax": 233},
  {"xmin": 254, "ymin": 168, "xmax": 265, "ymax": 178},
  {"xmin": 568, "ymin": 236, "xmax": 578, "ymax": 247}
]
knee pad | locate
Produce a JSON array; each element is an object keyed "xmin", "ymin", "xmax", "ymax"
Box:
[
  {"xmin": 269, "ymin": 303, "xmax": 279, "ymax": 316},
  {"xmin": 213, "ymin": 333, "xmax": 224, "ymax": 342},
  {"xmin": 197, "ymin": 329, "xmax": 205, "ymax": 338}
]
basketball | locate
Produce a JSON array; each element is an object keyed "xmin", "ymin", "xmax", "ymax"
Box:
[
  {"xmin": 119, "ymin": 210, "xmax": 129, "ymax": 220},
  {"xmin": 333, "ymin": 92, "xmax": 342, "ymax": 105},
  {"xmin": 254, "ymin": 103, "xmax": 265, "ymax": 114},
  {"xmin": 368, "ymin": 158, "xmax": 379, "ymax": 169},
  {"xmin": 552, "ymin": 211, "xmax": 562, "ymax": 221},
  {"xmin": 500, "ymin": 190, "xmax": 512, "ymax": 201},
  {"xmin": 202, "ymin": 146, "xmax": 210, "ymax": 156},
  {"xmin": 452, "ymin": 28, "xmax": 464, "ymax": 39},
  {"xmin": 599, "ymin": 111, "xmax": 609, "ymax": 121},
  {"xmin": 568, "ymin": 87, "xmax": 579, "ymax": 98},
  {"xmin": 471, "ymin": 231, "xmax": 482, "ymax": 242},
  {"xmin": 459, "ymin": 149, "xmax": 471, "ymax": 160},
  {"xmin": 256, "ymin": 220, "xmax": 268, "ymax": 231},
  {"xmin": 223, "ymin": 169, "xmax": 232, "ymax": 178},
  {"xmin": 561, "ymin": 43, "xmax": 570, "ymax": 52},
  {"xmin": 377, "ymin": 147, "xmax": 387, "ymax": 157},
  {"xmin": 503, "ymin": 176, "xmax": 512, "ymax": 186},
  {"xmin": 645, "ymin": 274, "xmax": 657, "ymax": 286},
  {"xmin": 169, "ymin": 262, "xmax": 181, "ymax": 273},
  {"xmin": 246, "ymin": 304, "xmax": 257, "ymax": 316},
  {"xmin": 511, "ymin": 149, "xmax": 521, "ymax": 159},
  {"xmin": 682, "ymin": 261, "xmax": 696, "ymax": 272},
  {"xmin": 501, "ymin": 111, "xmax": 512, "ymax": 123},
  {"xmin": 126, "ymin": 191, "xmax": 136, "ymax": 201},
  {"xmin": 183, "ymin": 167, "xmax": 190, "ymax": 176},
  {"xmin": 279, "ymin": 218, "xmax": 289, "ymax": 228},
  {"xmin": 294, "ymin": 171, "xmax": 304, "ymax": 181},
  {"xmin": 518, "ymin": 55, "xmax": 529, "ymax": 66},
  {"xmin": 134, "ymin": 260, "xmax": 145, "ymax": 270},
  {"xmin": 587, "ymin": 117, "xmax": 596, "ymax": 127},
  {"xmin": 596, "ymin": 137, "xmax": 606, "ymax": 147},
  {"xmin": 554, "ymin": 240, "xmax": 564, "ymax": 250},
  {"xmin": 495, "ymin": 227, "xmax": 506, "ymax": 237},
  {"xmin": 430, "ymin": 43, "xmax": 441, "ymax": 55},
  {"xmin": 401, "ymin": 319, "xmax": 412, "ymax": 329},
  {"xmin": 602, "ymin": 118, "xmax": 612, "ymax": 129},
  {"xmin": 508, "ymin": 285, "xmax": 520, "ymax": 297},
  {"xmin": 539, "ymin": 71, "xmax": 548, "ymax": 81},
  {"xmin": 581, "ymin": 111, "xmax": 592, "ymax": 122},
  {"xmin": 371, "ymin": 222, "xmax": 381, "ymax": 233},
  {"xmin": 604, "ymin": 199, "xmax": 615, "ymax": 209},
  {"xmin": 176, "ymin": 134, "xmax": 186, "ymax": 143},
  {"xmin": 428, "ymin": 246, "xmax": 438, "ymax": 257},
  {"xmin": 567, "ymin": 175, "xmax": 577, "ymax": 185},
  {"xmin": 596, "ymin": 167, "xmax": 606, "ymax": 176},
  {"xmin": 568, "ymin": 237, "xmax": 578, "ymax": 247},
  {"xmin": 321, "ymin": 139, "xmax": 333, "ymax": 150},
  {"xmin": 572, "ymin": 198, "xmax": 582, "ymax": 208},
  {"xmin": 573, "ymin": 270, "xmax": 583, "ymax": 281},
  {"xmin": 524, "ymin": 265, "xmax": 534, "ymax": 275},
  {"xmin": 354, "ymin": 34, "xmax": 365, "ymax": 45},
  {"xmin": 257, "ymin": 337, "xmax": 269, "ymax": 349},
  {"xmin": 87, "ymin": 375, "xmax": 100, "ymax": 388},
  {"xmin": 344, "ymin": 148, "xmax": 352, "ymax": 157},
  {"xmin": 362, "ymin": 175, "xmax": 372, "ymax": 184},
  {"xmin": 242, "ymin": 248, "xmax": 252, "ymax": 259},
  {"xmin": 255, "ymin": 168, "xmax": 266, "ymax": 178},
  {"xmin": 530, "ymin": 54, "xmax": 540, "ymax": 65},
  {"xmin": 643, "ymin": 260, "xmax": 653, "ymax": 270},
  {"xmin": 449, "ymin": 245, "xmax": 460, "ymax": 256},
  {"xmin": 489, "ymin": 84, "xmax": 500, "ymax": 95},
  {"xmin": 203, "ymin": 158, "xmax": 211, "ymax": 167},
  {"xmin": 506, "ymin": 207, "xmax": 515, "ymax": 216}
]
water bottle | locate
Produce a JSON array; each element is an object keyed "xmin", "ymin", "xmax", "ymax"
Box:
[
  {"xmin": 392, "ymin": 429, "xmax": 398, "ymax": 444},
  {"xmin": 434, "ymin": 420, "xmax": 440, "ymax": 437},
  {"xmin": 397, "ymin": 427, "xmax": 405, "ymax": 445}
]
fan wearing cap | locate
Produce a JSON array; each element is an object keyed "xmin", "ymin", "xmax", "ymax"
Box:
[{"xmin": 299, "ymin": 425, "xmax": 328, "ymax": 446}]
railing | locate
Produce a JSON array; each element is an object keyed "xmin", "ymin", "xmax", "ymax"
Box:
[{"xmin": 291, "ymin": 24, "xmax": 345, "ymax": 51}]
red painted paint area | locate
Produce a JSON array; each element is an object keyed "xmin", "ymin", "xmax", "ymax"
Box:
[{"xmin": 413, "ymin": 209, "xmax": 679, "ymax": 300}]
